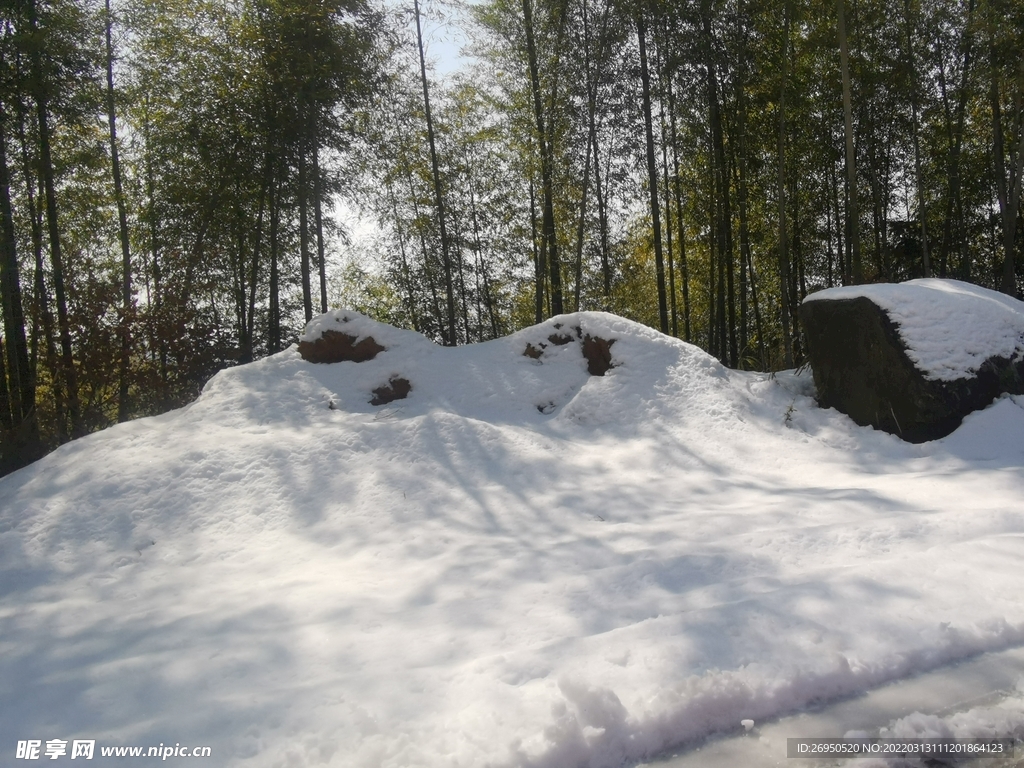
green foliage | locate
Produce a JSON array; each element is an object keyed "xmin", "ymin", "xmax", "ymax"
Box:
[{"xmin": 2, "ymin": 0, "xmax": 1023, "ymax": 474}]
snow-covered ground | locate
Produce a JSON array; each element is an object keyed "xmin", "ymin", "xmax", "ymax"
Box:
[
  {"xmin": 2, "ymin": 310, "xmax": 1023, "ymax": 767},
  {"xmin": 645, "ymin": 645, "xmax": 1024, "ymax": 768}
]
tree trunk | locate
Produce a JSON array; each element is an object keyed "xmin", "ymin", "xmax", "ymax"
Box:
[
  {"xmin": 668, "ymin": 77, "xmax": 691, "ymax": 342},
  {"xmin": 18, "ymin": 99, "xmax": 61, "ymax": 434},
  {"xmin": 298, "ymin": 145, "xmax": 313, "ymax": 323},
  {"xmin": 522, "ymin": 0, "xmax": 563, "ymax": 316},
  {"xmin": 703, "ymin": 6, "xmax": 735, "ymax": 365},
  {"xmin": 936, "ymin": 2, "xmax": 974, "ymax": 280},
  {"xmin": 837, "ymin": 0, "xmax": 863, "ymax": 284},
  {"xmin": 406, "ymin": 163, "xmax": 445, "ymax": 336},
  {"xmin": 313, "ymin": 124, "xmax": 328, "ymax": 314},
  {"xmin": 246, "ymin": 178, "xmax": 266, "ymax": 362},
  {"xmin": 0, "ymin": 99, "xmax": 36, "ymax": 448},
  {"xmin": 659, "ymin": 64, "xmax": 678, "ymax": 338},
  {"xmin": 466, "ymin": 171, "xmax": 498, "ymax": 338},
  {"xmin": 269, "ymin": 167, "xmax": 281, "ymax": 353},
  {"xmin": 388, "ymin": 183, "xmax": 420, "ymax": 332},
  {"xmin": 105, "ymin": 0, "xmax": 132, "ymax": 422},
  {"xmin": 141, "ymin": 99, "xmax": 168, "ymax": 399},
  {"xmin": 574, "ymin": 131, "xmax": 593, "ymax": 313},
  {"xmin": 777, "ymin": 0, "xmax": 794, "ymax": 368},
  {"xmin": 572, "ymin": 0, "xmax": 601, "ymax": 313},
  {"xmin": 29, "ymin": 0, "xmax": 82, "ymax": 437},
  {"xmin": 530, "ymin": 177, "xmax": 544, "ymax": 322},
  {"xmin": 989, "ymin": 23, "xmax": 1024, "ymax": 295},
  {"xmin": 707, "ymin": 164, "xmax": 716, "ymax": 354},
  {"xmin": 594, "ymin": 121, "xmax": 610, "ymax": 298},
  {"xmin": 747, "ymin": 233, "xmax": 767, "ymax": 369},
  {"xmin": 638, "ymin": 11, "xmax": 668, "ymax": 334},
  {"xmin": 414, "ymin": 0, "xmax": 457, "ymax": 342},
  {"xmin": 0, "ymin": 334, "xmax": 10, "ymax": 434},
  {"xmin": 903, "ymin": 0, "xmax": 930, "ymax": 277}
]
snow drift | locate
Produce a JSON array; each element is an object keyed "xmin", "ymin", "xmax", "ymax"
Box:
[{"xmin": 2, "ymin": 311, "xmax": 1023, "ymax": 767}]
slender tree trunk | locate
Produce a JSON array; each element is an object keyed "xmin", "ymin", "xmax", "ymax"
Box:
[
  {"xmin": 936, "ymin": 2, "xmax": 974, "ymax": 280},
  {"xmin": 1, "ymin": 100, "xmax": 36, "ymax": 448},
  {"xmin": 708, "ymin": 161, "xmax": 716, "ymax": 354},
  {"xmin": 777, "ymin": 0, "xmax": 794, "ymax": 368},
  {"xmin": 530, "ymin": 177, "xmax": 544, "ymax": 322},
  {"xmin": 298, "ymin": 145, "xmax": 313, "ymax": 322},
  {"xmin": 826, "ymin": 169, "xmax": 835, "ymax": 287},
  {"xmin": 0, "ymin": 334, "xmax": 10, "ymax": 434},
  {"xmin": 269, "ymin": 168, "xmax": 281, "ymax": 353},
  {"xmin": 581, "ymin": 0, "xmax": 611, "ymax": 302},
  {"xmin": 522, "ymin": 0, "xmax": 563, "ymax": 316},
  {"xmin": 660, "ymin": 70, "xmax": 678, "ymax": 338},
  {"xmin": 989, "ymin": 28, "xmax": 1024, "ymax": 295},
  {"xmin": 702, "ymin": 1, "xmax": 735, "ymax": 364},
  {"xmin": 15, "ymin": 113, "xmax": 40, "ymax": 383},
  {"xmin": 732, "ymin": 1, "xmax": 753, "ymax": 364},
  {"xmin": 572, "ymin": 0, "xmax": 598, "ymax": 313},
  {"xmin": 668, "ymin": 78, "xmax": 691, "ymax": 342},
  {"xmin": 831, "ymin": 157, "xmax": 848, "ymax": 283},
  {"xmin": 29, "ymin": 0, "xmax": 81, "ymax": 437},
  {"xmin": 414, "ymin": 0, "xmax": 457, "ymax": 342},
  {"xmin": 104, "ymin": 0, "xmax": 132, "ymax": 422},
  {"xmin": 747, "ymin": 235, "xmax": 767, "ymax": 369},
  {"xmin": 937, "ymin": 51, "xmax": 954, "ymax": 278},
  {"xmin": 594, "ymin": 123, "xmax": 610, "ymax": 298},
  {"xmin": 242, "ymin": 163, "xmax": 269, "ymax": 363},
  {"xmin": 902, "ymin": 0, "xmax": 930, "ymax": 277},
  {"xmin": 451, "ymin": 214, "xmax": 471, "ymax": 343},
  {"xmin": 231, "ymin": 197, "xmax": 249, "ymax": 360},
  {"xmin": 638, "ymin": 11, "xmax": 668, "ymax": 334},
  {"xmin": 18, "ymin": 97, "xmax": 61, "ymax": 435},
  {"xmin": 405, "ymin": 162, "xmax": 444, "ymax": 335},
  {"xmin": 388, "ymin": 183, "xmax": 420, "ymax": 332},
  {"xmin": 791, "ymin": 172, "xmax": 805, "ymax": 359},
  {"xmin": 733, "ymin": 137, "xmax": 749, "ymax": 364},
  {"xmin": 733, "ymin": 87, "xmax": 755, "ymax": 364},
  {"xmin": 837, "ymin": 0, "xmax": 863, "ymax": 283},
  {"xmin": 141, "ymin": 99, "xmax": 168, "ymax": 399},
  {"xmin": 466, "ymin": 171, "xmax": 498, "ymax": 338},
  {"xmin": 574, "ymin": 131, "xmax": 593, "ymax": 313},
  {"xmin": 313, "ymin": 124, "xmax": 328, "ymax": 314}
]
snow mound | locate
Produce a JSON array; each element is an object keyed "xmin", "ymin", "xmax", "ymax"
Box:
[
  {"xmin": 192, "ymin": 310, "xmax": 728, "ymax": 430},
  {"xmin": 2, "ymin": 311, "xmax": 1024, "ymax": 768},
  {"xmin": 803, "ymin": 279, "xmax": 1024, "ymax": 381}
]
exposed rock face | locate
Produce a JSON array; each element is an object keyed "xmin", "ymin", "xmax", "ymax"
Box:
[
  {"xmin": 298, "ymin": 330, "xmax": 385, "ymax": 364},
  {"xmin": 800, "ymin": 295, "xmax": 1024, "ymax": 442},
  {"xmin": 581, "ymin": 334, "xmax": 615, "ymax": 376},
  {"xmin": 370, "ymin": 377, "xmax": 412, "ymax": 406},
  {"xmin": 522, "ymin": 323, "xmax": 617, "ymax": 377}
]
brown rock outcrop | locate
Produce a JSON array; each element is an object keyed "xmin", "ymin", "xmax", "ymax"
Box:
[
  {"xmin": 298, "ymin": 330, "xmax": 385, "ymax": 364},
  {"xmin": 370, "ymin": 377, "xmax": 412, "ymax": 406}
]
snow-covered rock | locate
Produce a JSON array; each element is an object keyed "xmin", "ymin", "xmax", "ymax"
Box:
[{"xmin": 801, "ymin": 279, "xmax": 1024, "ymax": 442}]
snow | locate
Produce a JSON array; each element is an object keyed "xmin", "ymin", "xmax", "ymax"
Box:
[
  {"xmin": 802, "ymin": 278, "xmax": 1024, "ymax": 381},
  {"xmin": 646, "ymin": 645, "xmax": 1024, "ymax": 768},
  {"xmin": 2, "ymin": 309, "xmax": 1024, "ymax": 768},
  {"xmin": 885, "ymin": 689, "xmax": 1024, "ymax": 744},
  {"xmin": 852, "ymin": 679, "xmax": 1024, "ymax": 768}
]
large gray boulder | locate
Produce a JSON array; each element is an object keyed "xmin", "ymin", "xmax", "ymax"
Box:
[{"xmin": 800, "ymin": 279, "xmax": 1024, "ymax": 442}]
